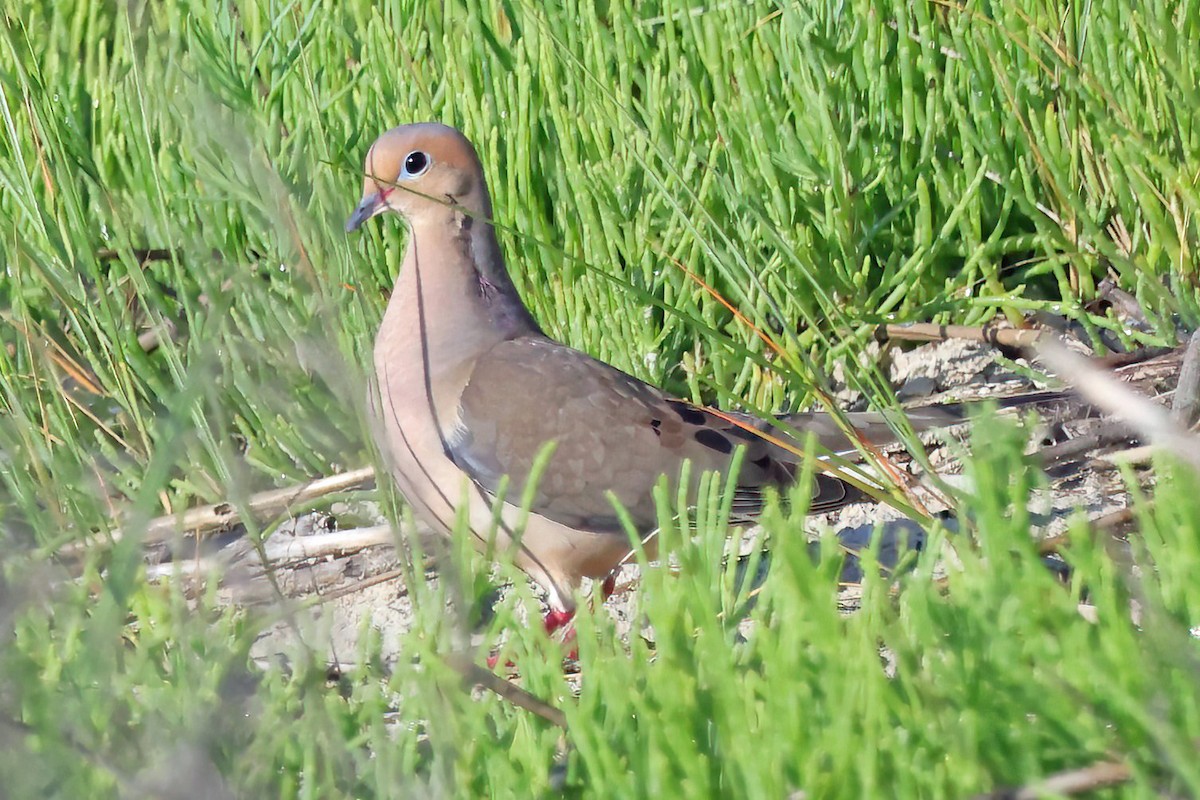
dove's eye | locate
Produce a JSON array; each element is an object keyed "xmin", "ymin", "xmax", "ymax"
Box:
[{"xmin": 402, "ymin": 151, "xmax": 430, "ymax": 178}]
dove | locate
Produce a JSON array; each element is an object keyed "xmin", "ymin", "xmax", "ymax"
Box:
[{"xmin": 345, "ymin": 123, "xmax": 1055, "ymax": 633}]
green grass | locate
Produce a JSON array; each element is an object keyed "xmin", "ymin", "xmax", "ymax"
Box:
[{"xmin": 1, "ymin": 0, "xmax": 1199, "ymax": 796}]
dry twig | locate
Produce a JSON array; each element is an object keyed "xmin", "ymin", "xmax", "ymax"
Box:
[
  {"xmin": 972, "ymin": 758, "xmax": 1131, "ymax": 799},
  {"xmin": 1171, "ymin": 329, "xmax": 1200, "ymax": 427},
  {"xmin": 66, "ymin": 466, "xmax": 380, "ymax": 556},
  {"xmin": 1039, "ymin": 339, "xmax": 1200, "ymax": 472},
  {"xmin": 878, "ymin": 322, "xmax": 1045, "ymax": 352},
  {"xmin": 144, "ymin": 523, "xmax": 398, "ymax": 581}
]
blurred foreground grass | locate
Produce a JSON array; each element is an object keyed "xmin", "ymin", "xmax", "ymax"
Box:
[{"xmin": 1, "ymin": 0, "xmax": 1198, "ymax": 796}]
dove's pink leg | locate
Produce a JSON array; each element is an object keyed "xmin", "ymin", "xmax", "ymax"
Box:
[
  {"xmin": 545, "ymin": 570, "xmax": 617, "ymax": 635},
  {"xmin": 543, "ymin": 608, "xmax": 575, "ymax": 635},
  {"xmin": 489, "ymin": 573, "xmax": 619, "ymax": 670}
]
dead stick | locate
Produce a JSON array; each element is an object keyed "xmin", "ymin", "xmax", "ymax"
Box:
[
  {"xmin": 444, "ymin": 652, "xmax": 568, "ymax": 729},
  {"xmin": 1037, "ymin": 508, "xmax": 1136, "ymax": 556},
  {"xmin": 259, "ymin": 524, "xmax": 395, "ymax": 562},
  {"xmin": 64, "ymin": 466, "xmax": 378, "ymax": 556},
  {"xmin": 1097, "ymin": 345, "xmax": 1175, "ymax": 370},
  {"xmin": 309, "ymin": 567, "xmax": 408, "ymax": 605},
  {"xmin": 972, "ymin": 758, "xmax": 1131, "ymax": 799},
  {"xmin": 319, "ymin": 647, "xmax": 569, "ymax": 730},
  {"xmin": 1038, "ymin": 339, "xmax": 1200, "ymax": 472},
  {"xmin": 144, "ymin": 524, "xmax": 399, "ymax": 581},
  {"xmin": 1036, "ymin": 429, "xmax": 1134, "ymax": 467},
  {"xmin": 878, "ymin": 323, "xmax": 1045, "ymax": 350},
  {"xmin": 1171, "ymin": 329, "xmax": 1200, "ymax": 427}
]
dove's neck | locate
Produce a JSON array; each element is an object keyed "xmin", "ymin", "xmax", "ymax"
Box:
[{"xmin": 376, "ymin": 205, "xmax": 541, "ymax": 392}]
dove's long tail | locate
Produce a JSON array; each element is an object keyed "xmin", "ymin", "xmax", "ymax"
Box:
[{"xmin": 738, "ymin": 389, "xmax": 1073, "ymax": 457}]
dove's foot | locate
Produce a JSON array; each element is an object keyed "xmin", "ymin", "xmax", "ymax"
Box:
[
  {"xmin": 487, "ymin": 575, "xmax": 620, "ymax": 671},
  {"xmin": 543, "ymin": 608, "xmax": 575, "ymax": 635}
]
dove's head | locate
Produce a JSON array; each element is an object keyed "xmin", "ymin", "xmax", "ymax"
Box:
[{"xmin": 345, "ymin": 123, "xmax": 491, "ymax": 232}]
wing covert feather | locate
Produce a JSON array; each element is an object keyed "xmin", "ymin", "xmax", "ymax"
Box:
[{"xmin": 449, "ymin": 336, "xmax": 820, "ymax": 531}]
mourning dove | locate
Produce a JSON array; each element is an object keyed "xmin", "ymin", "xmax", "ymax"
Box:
[{"xmin": 346, "ymin": 123, "xmax": 1053, "ymax": 629}]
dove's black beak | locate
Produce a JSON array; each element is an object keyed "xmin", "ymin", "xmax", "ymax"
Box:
[{"xmin": 345, "ymin": 192, "xmax": 385, "ymax": 232}]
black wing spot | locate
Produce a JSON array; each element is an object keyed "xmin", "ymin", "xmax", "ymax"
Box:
[
  {"xmin": 667, "ymin": 400, "xmax": 708, "ymax": 426},
  {"xmin": 694, "ymin": 428, "xmax": 734, "ymax": 454},
  {"xmin": 650, "ymin": 418, "xmax": 662, "ymax": 437},
  {"xmin": 751, "ymin": 454, "xmax": 773, "ymax": 469}
]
